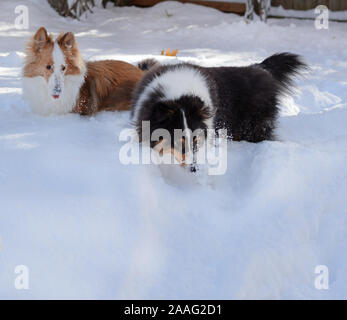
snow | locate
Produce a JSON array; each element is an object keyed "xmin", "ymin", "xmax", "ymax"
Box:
[
  {"xmin": 271, "ymin": 5, "xmax": 347, "ymax": 21},
  {"xmin": 1, "ymin": 0, "xmax": 347, "ymax": 299}
]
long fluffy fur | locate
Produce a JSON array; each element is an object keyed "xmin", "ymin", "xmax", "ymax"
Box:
[
  {"xmin": 137, "ymin": 58, "xmax": 159, "ymax": 72},
  {"xmin": 74, "ymin": 60, "xmax": 144, "ymax": 114},
  {"xmin": 132, "ymin": 53, "xmax": 307, "ymax": 144}
]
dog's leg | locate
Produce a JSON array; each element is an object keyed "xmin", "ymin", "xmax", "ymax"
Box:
[
  {"xmin": 73, "ymin": 79, "xmax": 99, "ymax": 115},
  {"xmin": 88, "ymin": 79, "xmax": 99, "ymax": 114}
]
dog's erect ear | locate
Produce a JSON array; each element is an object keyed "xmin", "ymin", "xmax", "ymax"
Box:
[
  {"xmin": 33, "ymin": 27, "xmax": 49, "ymax": 51},
  {"xmin": 152, "ymin": 102, "xmax": 176, "ymax": 123},
  {"xmin": 57, "ymin": 32, "xmax": 75, "ymax": 49}
]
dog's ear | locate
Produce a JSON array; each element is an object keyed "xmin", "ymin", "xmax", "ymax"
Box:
[
  {"xmin": 57, "ymin": 32, "xmax": 75, "ymax": 49},
  {"xmin": 152, "ymin": 102, "xmax": 176, "ymax": 123},
  {"xmin": 33, "ymin": 27, "xmax": 49, "ymax": 51}
]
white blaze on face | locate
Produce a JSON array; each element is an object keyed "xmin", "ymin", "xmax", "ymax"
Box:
[
  {"xmin": 48, "ymin": 42, "xmax": 66, "ymax": 100},
  {"xmin": 181, "ymin": 109, "xmax": 192, "ymax": 155},
  {"xmin": 180, "ymin": 109, "xmax": 196, "ymax": 166}
]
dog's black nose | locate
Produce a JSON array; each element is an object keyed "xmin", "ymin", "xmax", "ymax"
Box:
[
  {"xmin": 54, "ymin": 83, "xmax": 61, "ymax": 93},
  {"xmin": 190, "ymin": 165, "xmax": 197, "ymax": 173}
]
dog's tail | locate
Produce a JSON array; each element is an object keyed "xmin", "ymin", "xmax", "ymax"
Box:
[
  {"xmin": 137, "ymin": 58, "xmax": 160, "ymax": 72},
  {"xmin": 260, "ymin": 53, "xmax": 307, "ymax": 89}
]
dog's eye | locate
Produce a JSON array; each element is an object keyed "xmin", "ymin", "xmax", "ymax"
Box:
[
  {"xmin": 46, "ymin": 65, "xmax": 52, "ymax": 70},
  {"xmin": 61, "ymin": 65, "xmax": 66, "ymax": 71}
]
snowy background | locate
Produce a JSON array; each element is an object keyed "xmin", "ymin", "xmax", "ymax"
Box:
[{"xmin": 0, "ymin": 0, "xmax": 347, "ymax": 299}]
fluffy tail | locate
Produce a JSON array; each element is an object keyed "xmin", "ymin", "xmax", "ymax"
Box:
[
  {"xmin": 260, "ymin": 53, "xmax": 307, "ymax": 88},
  {"xmin": 137, "ymin": 58, "xmax": 159, "ymax": 71}
]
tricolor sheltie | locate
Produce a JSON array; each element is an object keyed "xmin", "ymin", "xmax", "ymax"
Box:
[
  {"xmin": 132, "ymin": 53, "xmax": 307, "ymax": 166},
  {"xmin": 22, "ymin": 27, "xmax": 144, "ymax": 115}
]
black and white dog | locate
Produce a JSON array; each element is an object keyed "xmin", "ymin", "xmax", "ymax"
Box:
[{"xmin": 132, "ymin": 53, "xmax": 306, "ymax": 166}]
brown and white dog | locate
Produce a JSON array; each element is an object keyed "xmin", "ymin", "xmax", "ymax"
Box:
[{"xmin": 22, "ymin": 27, "xmax": 144, "ymax": 115}]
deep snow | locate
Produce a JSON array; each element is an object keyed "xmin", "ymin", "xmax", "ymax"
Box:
[{"xmin": 0, "ymin": 0, "xmax": 347, "ymax": 299}]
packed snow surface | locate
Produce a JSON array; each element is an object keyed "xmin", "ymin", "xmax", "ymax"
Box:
[{"xmin": 0, "ymin": 0, "xmax": 347, "ymax": 299}]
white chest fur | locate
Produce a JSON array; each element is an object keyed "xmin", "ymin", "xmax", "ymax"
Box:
[{"xmin": 22, "ymin": 73, "xmax": 86, "ymax": 115}]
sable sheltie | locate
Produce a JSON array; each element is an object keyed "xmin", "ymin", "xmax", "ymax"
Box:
[
  {"xmin": 22, "ymin": 27, "xmax": 144, "ymax": 115},
  {"xmin": 132, "ymin": 53, "xmax": 307, "ymax": 165}
]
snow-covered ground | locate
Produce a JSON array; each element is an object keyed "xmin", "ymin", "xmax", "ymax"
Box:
[
  {"xmin": 271, "ymin": 5, "xmax": 347, "ymax": 21},
  {"xmin": 0, "ymin": 0, "xmax": 347, "ymax": 299}
]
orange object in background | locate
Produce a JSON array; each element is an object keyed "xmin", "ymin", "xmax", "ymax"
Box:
[{"xmin": 161, "ymin": 49, "xmax": 178, "ymax": 56}]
